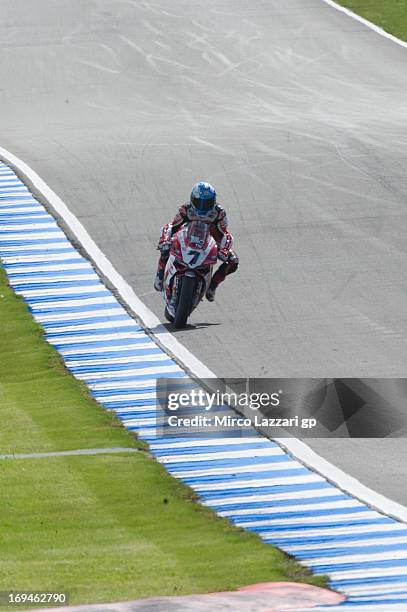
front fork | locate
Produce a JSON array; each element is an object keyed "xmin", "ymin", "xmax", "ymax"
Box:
[{"xmin": 165, "ymin": 262, "xmax": 211, "ymax": 314}]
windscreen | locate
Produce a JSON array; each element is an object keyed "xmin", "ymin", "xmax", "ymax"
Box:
[{"xmin": 186, "ymin": 220, "xmax": 210, "ymax": 249}]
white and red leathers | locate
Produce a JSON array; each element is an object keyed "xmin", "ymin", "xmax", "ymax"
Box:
[{"xmin": 157, "ymin": 203, "xmax": 239, "ymax": 288}]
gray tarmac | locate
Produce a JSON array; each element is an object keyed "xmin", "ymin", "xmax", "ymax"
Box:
[{"xmin": 1, "ymin": 1, "xmax": 406, "ymax": 503}]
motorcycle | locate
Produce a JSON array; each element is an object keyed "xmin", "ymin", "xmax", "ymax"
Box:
[{"xmin": 161, "ymin": 221, "xmax": 218, "ymax": 328}]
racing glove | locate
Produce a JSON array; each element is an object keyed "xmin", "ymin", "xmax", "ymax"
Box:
[{"xmin": 218, "ymin": 247, "xmax": 229, "ymax": 262}]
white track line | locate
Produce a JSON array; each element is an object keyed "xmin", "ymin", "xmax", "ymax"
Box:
[
  {"xmin": 17, "ymin": 285, "xmax": 106, "ymax": 298},
  {"xmin": 0, "ymin": 206, "xmax": 44, "ymax": 214},
  {"xmin": 0, "ymin": 231, "xmax": 62, "ymax": 241},
  {"xmin": 286, "ymin": 536, "xmax": 407, "ymax": 553},
  {"xmin": 35, "ymin": 308, "xmax": 124, "ymax": 323},
  {"xmin": 89, "ymin": 378, "xmax": 159, "ymax": 391},
  {"xmin": 320, "ymin": 0, "xmax": 407, "ymax": 50},
  {"xmin": 2, "ymin": 252, "xmax": 82, "ymax": 263},
  {"xmin": 343, "ymin": 583, "xmax": 407, "ymax": 596},
  {"xmin": 194, "ymin": 474, "xmax": 323, "ymax": 492},
  {"xmin": 8, "ymin": 263, "xmax": 92, "ymax": 273},
  {"xmin": 11, "ymin": 273, "xmax": 97, "ymax": 284},
  {"xmin": 306, "ymin": 550, "xmax": 407, "ymax": 567},
  {"xmin": 172, "ymin": 462, "xmax": 304, "ymax": 478},
  {"xmin": 31, "ymin": 296, "xmax": 118, "ymax": 311},
  {"xmin": 149, "ymin": 437, "xmax": 266, "ymax": 449},
  {"xmin": 329, "ymin": 566, "xmax": 407, "ymax": 580},
  {"xmin": 261, "ymin": 523, "xmax": 407, "ymax": 540},
  {"xmin": 65, "ymin": 353, "xmax": 168, "ymax": 367},
  {"xmin": 206, "ymin": 488, "xmax": 344, "ymax": 507},
  {"xmin": 60, "ymin": 343, "xmax": 155, "ymax": 356},
  {"xmin": 238, "ymin": 510, "xmax": 380, "ymax": 528},
  {"xmin": 49, "ymin": 331, "xmax": 147, "ymax": 345},
  {"xmin": 74, "ymin": 365, "xmax": 182, "ymax": 380},
  {"xmin": 44, "ymin": 320, "xmax": 137, "ymax": 334},
  {"xmin": 1, "ymin": 145, "xmax": 407, "ymax": 526},
  {"xmin": 159, "ymin": 447, "xmax": 284, "ymax": 463},
  {"xmin": 218, "ymin": 499, "xmax": 362, "ymax": 517},
  {"xmin": 2, "ymin": 242, "xmax": 74, "ymax": 252},
  {"xmin": 98, "ymin": 391, "xmax": 157, "ymax": 402}
]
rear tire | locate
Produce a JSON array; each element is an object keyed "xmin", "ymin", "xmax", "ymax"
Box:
[{"xmin": 173, "ymin": 275, "xmax": 196, "ymax": 328}]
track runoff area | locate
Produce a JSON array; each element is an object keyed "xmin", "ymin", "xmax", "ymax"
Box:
[{"xmin": 1, "ymin": 157, "xmax": 407, "ymax": 611}]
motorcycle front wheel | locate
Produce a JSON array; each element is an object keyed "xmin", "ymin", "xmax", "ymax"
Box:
[
  {"xmin": 164, "ymin": 307, "xmax": 174, "ymax": 323},
  {"xmin": 173, "ymin": 275, "xmax": 196, "ymax": 328}
]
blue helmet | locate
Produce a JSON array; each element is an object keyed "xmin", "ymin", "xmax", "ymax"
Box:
[{"xmin": 190, "ymin": 182, "xmax": 216, "ymax": 216}]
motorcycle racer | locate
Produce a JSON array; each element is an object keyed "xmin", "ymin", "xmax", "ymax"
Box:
[{"xmin": 154, "ymin": 182, "xmax": 239, "ymax": 301}]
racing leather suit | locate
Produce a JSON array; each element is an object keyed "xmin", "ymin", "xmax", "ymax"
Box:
[{"xmin": 157, "ymin": 203, "xmax": 239, "ymax": 288}]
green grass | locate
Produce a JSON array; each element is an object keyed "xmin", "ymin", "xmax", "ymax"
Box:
[
  {"xmin": 0, "ymin": 269, "xmax": 139, "ymax": 456},
  {"xmin": 0, "ymin": 266, "xmax": 326, "ymax": 608},
  {"xmin": 336, "ymin": 0, "xmax": 407, "ymax": 42}
]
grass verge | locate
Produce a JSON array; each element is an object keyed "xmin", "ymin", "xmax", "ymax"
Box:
[
  {"xmin": 0, "ymin": 265, "xmax": 326, "ymax": 608},
  {"xmin": 335, "ymin": 0, "xmax": 407, "ymax": 42}
]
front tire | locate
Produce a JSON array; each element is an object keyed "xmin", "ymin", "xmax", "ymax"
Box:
[{"xmin": 173, "ymin": 275, "xmax": 196, "ymax": 328}]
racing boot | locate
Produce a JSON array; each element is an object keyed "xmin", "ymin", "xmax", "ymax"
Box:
[{"xmin": 206, "ymin": 279, "xmax": 218, "ymax": 302}]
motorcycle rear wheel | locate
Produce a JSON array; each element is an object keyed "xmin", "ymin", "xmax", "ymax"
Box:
[{"xmin": 173, "ymin": 275, "xmax": 196, "ymax": 328}]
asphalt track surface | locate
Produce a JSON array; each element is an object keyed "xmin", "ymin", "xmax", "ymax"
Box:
[{"xmin": 1, "ymin": 1, "xmax": 407, "ymax": 505}]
